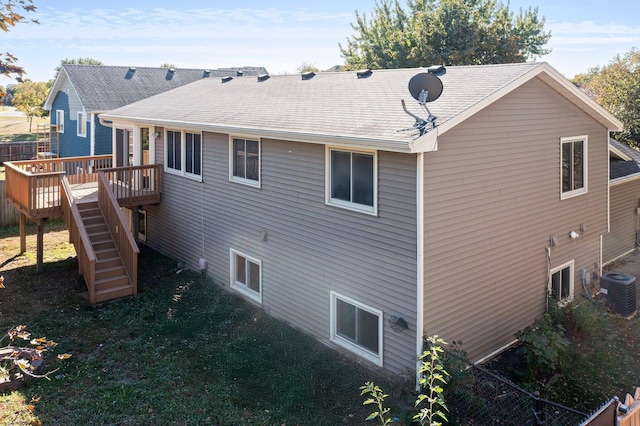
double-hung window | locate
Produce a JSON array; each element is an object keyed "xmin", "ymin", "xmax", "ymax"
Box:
[
  {"xmin": 330, "ymin": 291, "xmax": 383, "ymax": 366},
  {"xmin": 165, "ymin": 129, "xmax": 202, "ymax": 180},
  {"xmin": 327, "ymin": 147, "xmax": 376, "ymax": 214},
  {"xmin": 560, "ymin": 136, "xmax": 587, "ymax": 199},
  {"xmin": 230, "ymin": 137, "xmax": 260, "ymax": 187},
  {"xmin": 549, "ymin": 260, "xmax": 574, "ymax": 304},
  {"xmin": 230, "ymin": 249, "xmax": 262, "ymax": 303},
  {"xmin": 77, "ymin": 112, "xmax": 87, "ymax": 137},
  {"xmin": 56, "ymin": 110, "xmax": 64, "ymax": 133}
]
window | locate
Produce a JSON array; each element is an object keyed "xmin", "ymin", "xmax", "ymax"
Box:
[
  {"xmin": 165, "ymin": 129, "xmax": 202, "ymax": 179},
  {"xmin": 561, "ymin": 136, "xmax": 587, "ymax": 199},
  {"xmin": 230, "ymin": 137, "xmax": 260, "ymax": 186},
  {"xmin": 330, "ymin": 291, "xmax": 383, "ymax": 366},
  {"xmin": 549, "ymin": 260, "xmax": 574, "ymax": 304},
  {"xmin": 137, "ymin": 209, "xmax": 147, "ymax": 242},
  {"xmin": 230, "ymin": 249, "xmax": 262, "ymax": 303},
  {"xmin": 56, "ymin": 110, "xmax": 64, "ymax": 133},
  {"xmin": 327, "ymin": 147, "xmax": 376, "ymax": 214},
  {"xmin": 77, "ymin": 112, "xmax": 87, "ymax": 137}
]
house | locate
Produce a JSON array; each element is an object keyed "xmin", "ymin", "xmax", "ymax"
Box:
[
  {"xmin": 43, "ymin": 65, "xmax": 267, "ymax": 159},
  {"xmin": 604, "ymin": 139, "xmax": 640, "ymax": 263},
  {"xmin": 94, "ymin": 63, "xmax": 622, "ymax": 377}
]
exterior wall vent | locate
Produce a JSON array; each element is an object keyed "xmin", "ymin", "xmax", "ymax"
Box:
[
  {"xmin": 257, "ymin": 74, "xmax": 270, "ymax": 82},
  {"xmin": 221, "ymin": 76, "xmax": 233, "ymax": 83},
  {"xmin": 301, "ymin": 71, "xmax": 316, "ymax": 80},
  {"xmin": 357, "ymin": 69, "xmax": 372, "ymax": 78},
  {"xmin": 600, "ymin": 272, "xmax": 637, "ymax": 317}
]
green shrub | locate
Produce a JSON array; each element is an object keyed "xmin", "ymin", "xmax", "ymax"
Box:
[{"xmin": 516, "ymin": 313, "xmax": 568, "ymax": 382}]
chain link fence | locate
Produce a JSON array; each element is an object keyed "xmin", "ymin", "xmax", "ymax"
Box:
[{"xmin": 443, "ymin": 349, "xmax": 589, "ymax": 425}]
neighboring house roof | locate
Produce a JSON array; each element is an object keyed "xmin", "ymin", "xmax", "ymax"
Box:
[
  {"xmin": 610, "ymin": 138, "xmax": 640, "ymax": 181},
  {"xmin": 101, "ymin": 62, "xmax": 623, "ymax": 154},
  {"xmin": 44, "ymin": 65, "xmax": 268, "ymax": 113}
]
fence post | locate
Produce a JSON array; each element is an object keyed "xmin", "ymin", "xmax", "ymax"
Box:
[{"xmin": 533, "ymin": 391, "xmax": 544, "ymax": 425}]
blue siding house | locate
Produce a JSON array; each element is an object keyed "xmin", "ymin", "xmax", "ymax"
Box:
[{"xmin": 44, "ymin": 65, "xmax": 267, "ymax": 158}]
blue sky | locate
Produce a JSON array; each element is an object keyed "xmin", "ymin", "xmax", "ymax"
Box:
[{"xmin": 1, "ymin": 0, "xmax": 639, "ymax": 86}]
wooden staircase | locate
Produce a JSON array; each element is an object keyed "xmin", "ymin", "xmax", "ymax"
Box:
[{"xmin": 77, "ymin": 201, "xmax": 136, "ymax": 302}]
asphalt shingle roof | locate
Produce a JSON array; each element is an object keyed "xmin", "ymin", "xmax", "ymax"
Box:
[
  {"xmin": 103, "ymin": 63, "xmax": 542, "ymax": 147},
  {"xmin": 56, "ymin": 65, "xmax": 267, "ymax": 112},
  {"xmin": 610, "ymin": 138, "xmax": 640, "ymax": 179}
]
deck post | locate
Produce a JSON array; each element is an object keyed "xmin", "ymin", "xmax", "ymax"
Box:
[
  {"xmin": 19, "ymin": 213, "xmax": 26, "ymax": 254},
  {"xmin": 36, "ymin": 219, "xmax": 44, "ymax": 273}
]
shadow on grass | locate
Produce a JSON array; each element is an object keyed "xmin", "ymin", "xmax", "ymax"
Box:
[{"xmin": 1, "ymin": 245, "xmax": 409, "ymax": 425}]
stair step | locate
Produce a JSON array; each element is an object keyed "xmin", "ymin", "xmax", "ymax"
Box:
[
  {"xmin": 95, "ymin": 265, "xmax": 126, "ymax": 281},
  {"xmin": 88, "ymin": 230, "xmax": 112, "ymax": 242},
  {"xmin": 95, "ymin": 274, "xmax": 130, "ymax": 290},
  {"xmin": 94, "ymin": 284, "xmax": 135, "ymax": 303},
  {"xmin": 85, "ymin": 222, "xmax": 108, "ymax": 233},
  {"xmin": 95, "ymin": 248, "xmax": 119, "ymax": 260},
  {"xmin": 96, "ymin": 256, "xmax": 122, "ymax": 269},
  {"xmin": 82, "ymin": 215, "xmax": 106, "ymax": 226},
  {"xmin": 93, "ymin": 240, "xmax": 116, "ymax": 251}
]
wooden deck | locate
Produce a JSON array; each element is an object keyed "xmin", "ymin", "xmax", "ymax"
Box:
[{"xmin": 4, "ymin": 156, "xmax": 162, "ymax": 303}]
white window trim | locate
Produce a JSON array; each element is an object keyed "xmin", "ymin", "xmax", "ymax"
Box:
[
  {"xmin": 325, "ymin": 146, "xmax": 378, "ymax": 216},
  {"xmin": 228, "ymin": 136, "xmax": 261, "ymax": 188},
  {"xmin": 560, "ymin": 135, "xmax": 588, "ymax": 200},
  {"xmin": 549, "ymin": 259, "xmax": 574, "ymax": 304},
  {"xmin": 164, "ymin": 129, "xmax": 203, "ymax": 182},
  {"xmin": 77, "ymin": 111, "xmax": 87, "ymax": 138},
  {"xmin": 56, "ymin": 110, "xmax": 64, "ymax": 133},
  {"xmin": 229, "ymin": 248, "xmax": 262, "ymax": 304},
  {"xmin": 330, "ymin": 291, "xmax": 383, "ymax": 366}
]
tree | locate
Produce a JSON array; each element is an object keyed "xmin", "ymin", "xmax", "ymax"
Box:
[
  {"xmin": 11, "ymin": 80, "xmax": 48, "ymax": 132},
  {"xmin": 160, "ymin": 63, "xmax": 176, "ymax": 69},
  {"xmin": 54, "ymin": 57, "xmax": 103, "ymax": 73},
  {"xmin": 0, "ymin": 0, "xmax": 38, "ymax": 82},
  {"xmin": 296, "ymin": 61, "xmax": 320, "ymax": 73},
  {"xmin": 340, "ymin": 0, "xmax": 551, "ymax": 70},
  {"xmin": 573, "ymin": 48, "xmax": 640, "ymax": 148}
]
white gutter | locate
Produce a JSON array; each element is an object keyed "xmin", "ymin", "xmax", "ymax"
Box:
[
  {"xmin": 98, "ymin": 115, "xmax": 420, "ymax": 154},
  {"xmin": 610, "ymin": 172, "xmax": 640, "ymax": 186}
]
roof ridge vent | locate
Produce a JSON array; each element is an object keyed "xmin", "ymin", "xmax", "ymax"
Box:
[
  {"xmin": 427, "ymin": 65, "xmax": 445, "ymax": 74},
  {"xmin": 301, "ymin": 71, "xmax": 316, "ymax": 80},
  {"xmin": 257, "ymin": 73, "xmax": 270, "ymax": 82},
  {"xmin": 356, "ymin": 69, "xmax": 372, "ymax": 78},
  {"xmin": 222, "ymin": 76, "xmax": 233, "ymax": 83},
  {"xmin": 168, "ymin": 68, "xmax": 175, "ymax": 73},
  {"xmin": 128, "ymin": 67, "xmax": 136, "ymax": 72},
  {"xmin": 236, "ymin": 70, "xmax": 244, "ymax": 76}
]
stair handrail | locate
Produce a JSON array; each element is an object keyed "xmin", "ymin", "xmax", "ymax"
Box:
[
  {"xmin": 97, "ymin": 171, "xmax": 139, "ymax": 296},
  {"xmin": 60, "ymin": 176, "xmax": 97, "ymax": 303}
]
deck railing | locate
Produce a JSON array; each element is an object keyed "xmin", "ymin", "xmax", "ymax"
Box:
[
  {"xmin": 60, "ymin": 176, "xmax": 97, "ymax": 302},
  {"xmin": 4, "ymin": 155, "xmax": 113, "ymax": 218},
  {"xmin": 98, "ymin": 171, "xmax": 138, "ymax": 297},
  {"xmin": 99, "ymin": 164, "xmax": 162, "ymax": 208}
]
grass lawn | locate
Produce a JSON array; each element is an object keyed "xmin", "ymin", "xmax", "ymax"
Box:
[
  {"xmin": 0, "ymin": 221, "xmax": 402, "ymax": 425},
  {"xmin": 0, "ymin": 115, "xmax": 48, "ymax": 142}
]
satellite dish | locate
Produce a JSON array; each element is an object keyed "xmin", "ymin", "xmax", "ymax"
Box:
[
  {"xmin": 408, "ymin": 73, "xmax": 443, "ymax": 103},
  {"xmin": 399, "ymin": 72, "xmax": 444, "ymax": 136}
]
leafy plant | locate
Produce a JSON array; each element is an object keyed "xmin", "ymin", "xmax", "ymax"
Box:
[
  {"xmin": 360, "ymin": 381, "xmax": 395, "ymax": 425},
  {"xmin": 361, "ymin": 336, "xmax": 450, "ymax": 426},
  {"xmin": 413, "ymin": 335, "xmax": 449, "ymax": 426},
  {"xmin": 516, "ymin": 313, "xmax": 568, "ymax": 382}
]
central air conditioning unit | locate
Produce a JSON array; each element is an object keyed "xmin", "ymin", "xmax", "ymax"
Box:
[{"xmin": 600, "ymin": 272, "xmax": 637, "ymax": 318}]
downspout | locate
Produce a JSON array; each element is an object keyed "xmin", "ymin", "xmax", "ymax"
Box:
[
  {"xmin": 90, "ymin": 113, "xmax": 96, "ymax": 156},
  {"xmin": 416, "ymin": 151, "xmax": 425, "ymax": 389}
]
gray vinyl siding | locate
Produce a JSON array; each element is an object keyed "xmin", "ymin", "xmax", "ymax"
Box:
[
  {"xmin": 144, "ymin": 130, "xmax": 418, "ymax": 374},
  {"xmin": 422, "ymin": 77, "xmax": 609, "ymax": 361},
  {"xmin": 604, "ymin": 179, "xmax": 640, "ymax": 263}
]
